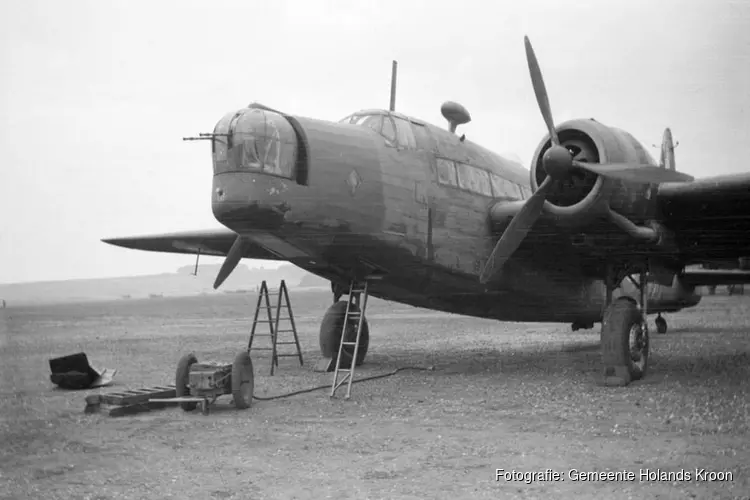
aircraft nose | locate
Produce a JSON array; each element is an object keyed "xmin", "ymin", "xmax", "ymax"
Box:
[
  {"xmin": 212, "ymin": 105, "xmax": 298, "ymax": 176},
  {"xmin": 211, "ymin": 105, "xmax": 298, "ymax": 232},
  {"xmin": 212, "ymin": 177, "xmax": 291, "ymax": 232}
]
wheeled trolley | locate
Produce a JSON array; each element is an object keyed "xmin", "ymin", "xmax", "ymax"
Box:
[{"xmin": 151, "ymin": 351, "xmax": 254, "ymax": 415}]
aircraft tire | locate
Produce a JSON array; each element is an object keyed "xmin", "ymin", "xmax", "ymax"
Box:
[
  {"xmin": 231, "ymin": 350, "xmax": 254, "ymax": 410},
  {"xmin": 319, "ymin": 300, "xmax": 369, "ymax": 367},
  {"xmin": 175, "ymin": 353, "xmax": 198, "ymax": 412},
  {"xmin": 601, "ymin": 297, "xmax": 649, "ymax": 382}
]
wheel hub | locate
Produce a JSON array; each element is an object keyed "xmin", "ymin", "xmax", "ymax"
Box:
[{"xmin": 629, "ymin": 323, "xmax": 649, "ymax": 368}]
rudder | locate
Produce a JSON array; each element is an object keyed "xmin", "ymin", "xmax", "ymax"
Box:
[{"xmin": 659, "ymin": 128, "xmax": 677, "ymax": 171}]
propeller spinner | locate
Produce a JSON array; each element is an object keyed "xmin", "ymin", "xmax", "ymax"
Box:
[{"xmin": 478, "ymin": 36, "xmax": 693, "ymax": 285}]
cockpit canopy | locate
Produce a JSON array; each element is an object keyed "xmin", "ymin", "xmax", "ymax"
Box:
[{"xmin": 339, "ymin": 110, "xmax": 420, "ymax": 150}]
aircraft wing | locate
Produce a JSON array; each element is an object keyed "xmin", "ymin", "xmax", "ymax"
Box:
[
  {"xmin": 657, "ymin": 172, "xmax": 750, "ymax": 265},
  {"xmin": 679, "ymin": 268, "xmax": 750, "ymax": 287},
  {"xmin": 101, "ymin": 228, "xmax": 284, "ymax": 261}
]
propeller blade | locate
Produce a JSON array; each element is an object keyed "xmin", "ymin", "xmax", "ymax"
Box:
[
  {"xmin": 479, "ymin": 177, "xmax": 554, "ymax": 284},
  {"xmin": 524, "ymin": 36, "xmax": 559, "ymax": 146},
  {"xmin": 213, "ymin": 235, "xmax": 248, "ymax": 289},
  {"xmin": 572, "ymin": 160, "xmax": 695, "ymax": 184}
]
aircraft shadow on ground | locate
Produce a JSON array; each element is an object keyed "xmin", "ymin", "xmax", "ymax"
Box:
[
  {"xmin": 666, "ymin": 325, "xmax": 747, "ymax": 334},
  {"xmin": 362, "ymin": 340, "xmax": 749, "ymax": 383}
]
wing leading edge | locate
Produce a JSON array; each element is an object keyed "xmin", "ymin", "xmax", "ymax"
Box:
[
  {"xmin": 101, "ymin": 228, "xmax": 284, "ymax": 261},
  {"xmin": 657, "ymin": 172, "xmax": 750, "ymax": 264}
]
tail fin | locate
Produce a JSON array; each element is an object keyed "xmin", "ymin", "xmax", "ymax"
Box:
[{"xmin": 659, "ymin": 128, "xmax": 677, "ymax": 171}]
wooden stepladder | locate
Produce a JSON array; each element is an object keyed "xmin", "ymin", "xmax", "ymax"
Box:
[
  {"xmin": 248, "ymin": 280, "xmax": 303, "ymax": 376},
  {"xmin": 330, "ymin": 279, "xmax": 370, "ymax": 399}
]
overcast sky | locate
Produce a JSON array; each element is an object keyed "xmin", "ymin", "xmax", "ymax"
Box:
[{"xmin": 1, "ymin": 0, "xmax": 748, "ymax": 284}]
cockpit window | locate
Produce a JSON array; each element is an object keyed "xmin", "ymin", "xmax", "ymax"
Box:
[
  {"xmin": 410, "ymin": 122, "xmax": 433, "ymax": 151},
  {"xmin": 361, "ymin": 115, "xmax": 382, "ymax": 133},
  {"xmin": 381, "ymin": 116, "xmax": 397, "ymax": 144},
  {"xmin": 392, "ymin": 117, "xmax": 417, "ymax": 150},
  {"xmin": 346, "ymin": 113, "xmax": 397, "ymax": 146}
]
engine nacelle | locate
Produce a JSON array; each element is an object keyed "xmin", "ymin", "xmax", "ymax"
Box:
[{"xmin": 529, "ymin": 119, "xmax": 658, "ymax": 228}]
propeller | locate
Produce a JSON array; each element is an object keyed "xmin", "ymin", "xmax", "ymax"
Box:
[
  {"xmin": 478, "ymin": 36, "xmax": 692, "ymax": 285},
  {"xmin": 213, "ymin": 235, "xmax": 250, "ymax": 289},
  {"xmin": 480, "ymin": 176, "xmax": 554, "ymax": 284}
]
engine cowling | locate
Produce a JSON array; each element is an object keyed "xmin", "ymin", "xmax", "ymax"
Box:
[{"xmin": 529, "ymin": 118, "xmax": 658, "ymax": 228}]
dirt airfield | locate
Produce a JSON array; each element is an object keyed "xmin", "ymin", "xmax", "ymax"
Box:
[{"xmin": 1, "ymin": 291, "xmax": 749, "ymax": 500}]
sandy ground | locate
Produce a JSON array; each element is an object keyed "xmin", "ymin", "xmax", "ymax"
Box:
[{"xmin": 1, "ymin": 291, "xmax": 749, "ymax": 500}]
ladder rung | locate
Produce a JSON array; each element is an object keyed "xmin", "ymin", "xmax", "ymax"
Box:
[
  {"xmin": 276, "ymin": 354, "xmax": 302, "ymax": 357},
  {"xmin": 253, "ymin": 318, "xmax": 290, "ymax": 323},
  {"xmin": 342, "ymin": 342, "xmax": 358, "ymax": 346},
  {"xmin": 275, "ymin": 329, "xmax": 296, "ymax": 333},
  {"xmin": 336, "ymin": 368, "xmax": 352, "ymax": 374},
  {"xmin": 275, "ymin": 341, "xmax": 298, "ymax": 345},
  {"xmin": 346, "ymin": 312, "xmax": 361, "ymax": 317},
  {"xmin": 250, "ymin": 347, "xmax": 274, "ymax": 351},
  {"xmin": 350, "ymin": 289, "xmax": 366, "ymax": 294}
]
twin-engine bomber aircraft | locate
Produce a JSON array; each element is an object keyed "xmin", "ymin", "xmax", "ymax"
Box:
[{"xmin": 104, "ymin": 37, "xmax": 750, "ymax": 386}]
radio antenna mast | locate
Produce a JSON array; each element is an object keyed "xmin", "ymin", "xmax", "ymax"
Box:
[{"xmin": 389, "ymin": 60, "xmax": 398, "ymax": 112}]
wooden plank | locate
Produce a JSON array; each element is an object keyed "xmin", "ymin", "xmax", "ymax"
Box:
[
  {"xmin": 100, "ymin": 387, "xmax": 176, "ymax": 406},
  {"xmin": 97, "ymin": 401, "xmax": 173, "ymax": 417}
]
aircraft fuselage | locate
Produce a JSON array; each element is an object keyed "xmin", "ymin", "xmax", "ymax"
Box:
[{"xmin": 210, "ymin": 105, "xmax": 699, "ymax": 325}]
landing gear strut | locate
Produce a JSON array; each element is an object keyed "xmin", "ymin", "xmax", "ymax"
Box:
[
  {"xmin": 600, "ymin": 265, "xmax": 650, "ymax": 386},
  {"xmin": 331, "ymin": 282, "xmax": 345, "ymax": 304},
  {"xmin": 655, "ymin": 313, "xmax": 667, "ymax": 335}
]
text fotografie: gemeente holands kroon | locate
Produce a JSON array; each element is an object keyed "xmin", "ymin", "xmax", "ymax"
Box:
[{"xmin": 496, "ymin": 468, "xmax": 734, "ymax": 483}]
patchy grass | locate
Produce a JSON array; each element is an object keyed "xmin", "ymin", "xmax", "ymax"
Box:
[{"xmin": 1, "ymin": 294, "xmax": 749, "ymax": 499}]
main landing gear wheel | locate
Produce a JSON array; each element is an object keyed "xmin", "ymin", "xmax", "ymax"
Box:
[
  {"xmin": 175, "ymin": 353, "xmax": 198, "ymax": 412},
  {"xmin": 601, "ymin": 297, "xmax": 649, "ymax": 383},
  {"xmin": 655, "ymin": 314, "xmax": 667, "ymax": 335},
  {"xmin": 319, "ymin": 301, "xmax": 369, "ymax": 368},
  {"xmin": 232, "ymin": 350, "xmax": 254, "ymax": 409}
]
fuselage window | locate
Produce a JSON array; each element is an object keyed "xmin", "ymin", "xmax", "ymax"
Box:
[
  {"xmin": 436, "ymin": 158, "xmax": 458, "ymax": 186},
  {"xmin": 411, "ymin": 122, "xmax": 433, "ymax": 151},
  {"xmin": 457, "ymin": 162, "xmax": 492, "ymax": 197},
  {"xmin": 490, "ymin": 173, "xmax": 521, "ymax": 200},
  {"xmin": 392, "ymin": 116, "xmax": 417, "ymax": 149}
]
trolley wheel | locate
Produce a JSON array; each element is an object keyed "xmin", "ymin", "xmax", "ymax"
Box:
[
  {"xmin": 232, "ymin": 350, "xmax": 254, "ymax": 410},
  {"xmin": 175, "ymin": 353, "xmax": 198, "ymax": 412}
]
